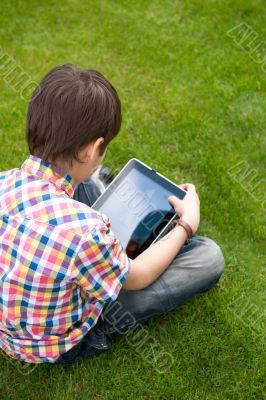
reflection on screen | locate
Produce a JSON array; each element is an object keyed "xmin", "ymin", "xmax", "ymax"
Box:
[{"xmin": 97, "ymin": 167, "xmax": 179, "ymax": 258}]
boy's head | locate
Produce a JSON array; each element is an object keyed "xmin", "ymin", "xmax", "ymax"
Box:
[{"xmin": 26, "ymin": 64, "xmax": 121, "ymax": 182}]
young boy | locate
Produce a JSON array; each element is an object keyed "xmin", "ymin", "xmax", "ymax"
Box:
[{"xmin": 0, "ymin": 64, "xmax": 225, "ymax": 364}]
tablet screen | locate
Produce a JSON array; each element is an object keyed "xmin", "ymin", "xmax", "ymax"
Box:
[{"xmin": 92, "ymin": 159, "xmax": 186, "ymax": 259}]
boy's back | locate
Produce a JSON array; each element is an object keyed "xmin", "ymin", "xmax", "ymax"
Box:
[{"xmin": 0, "ymin": 154, "xmax": 129, "ymax": 363}]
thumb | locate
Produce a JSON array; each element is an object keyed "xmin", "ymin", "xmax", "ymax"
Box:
[{"xmin": 168, "ymin": 195, "xmax": 180, "ymax": 207}]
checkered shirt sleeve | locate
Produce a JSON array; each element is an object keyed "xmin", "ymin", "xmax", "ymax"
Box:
[{"xmin": 71, "ymin": 215, "xmax": 130, "ymax": 303}]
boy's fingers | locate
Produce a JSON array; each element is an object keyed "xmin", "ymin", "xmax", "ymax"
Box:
[
  {"xmin": 168, "ymin": 195, "xmax": 179, "ymax": 202},
  {"xmin": 168, "ymin": 196, "xmax": 182, "ymax": 212},
  {"xmin": 179, "ymin": 183, "xmax": 196, "ymax": 191}
]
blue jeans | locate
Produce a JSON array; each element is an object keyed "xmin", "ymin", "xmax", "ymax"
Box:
[{"xmin": 55, "ymin": 179, "xmax": 225, "ymax": 364}]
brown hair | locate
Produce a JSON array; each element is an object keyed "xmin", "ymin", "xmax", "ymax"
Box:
[{"xmin": 26, "ymin": 64, "xmax": 121, "ymax": 171}]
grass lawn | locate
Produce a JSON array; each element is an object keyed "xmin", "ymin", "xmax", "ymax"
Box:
[{"xmin": 0, "ymin": 0, "xmax": 265, "ymax": 399}]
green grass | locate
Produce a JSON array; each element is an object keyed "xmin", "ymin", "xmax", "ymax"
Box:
[{"xmin": 0, "ymin": 0, "xmax": 265, "ymax": 399}]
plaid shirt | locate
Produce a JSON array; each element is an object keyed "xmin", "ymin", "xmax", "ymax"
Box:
[{"xmin": 0, "ymin": 154, "xmax": 130, "ymax": 363}]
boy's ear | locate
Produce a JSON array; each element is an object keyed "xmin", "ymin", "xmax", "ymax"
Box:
[{"xmin": 84, "ymin": 137, "xmax": 105, "ymax": 161}]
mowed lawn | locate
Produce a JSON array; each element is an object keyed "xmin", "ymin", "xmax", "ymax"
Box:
[{"xmin": 0, "ymin": 1, "xmax": 265, "ymax": 399}]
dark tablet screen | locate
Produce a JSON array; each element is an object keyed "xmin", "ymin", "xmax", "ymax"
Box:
[{"xmin": 92, "ymin": 159, "xmax": 186, "ymax": 259}]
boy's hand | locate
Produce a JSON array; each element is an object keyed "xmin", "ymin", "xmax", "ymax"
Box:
[
  {"xmin": 123, "ymin": 183, "xmax": 200, "ymax": 291},
  {"xmin": 168, "ymin": 183, "xmax": 200, "ymax": 234}
]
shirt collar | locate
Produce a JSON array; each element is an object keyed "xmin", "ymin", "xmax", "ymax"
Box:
[{"xmin": 21, "ymin": 154, "xmax": 78, "ymax": 197}]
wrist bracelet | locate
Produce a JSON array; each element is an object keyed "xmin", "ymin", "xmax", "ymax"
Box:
[{"xmin": 176, "ymin": 219, "xmax": 193, "ymax": 239}]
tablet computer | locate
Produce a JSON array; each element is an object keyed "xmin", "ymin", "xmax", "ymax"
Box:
[{"xmin": 92, "ymin": 158, "xmax": 187, "ymax": 259}]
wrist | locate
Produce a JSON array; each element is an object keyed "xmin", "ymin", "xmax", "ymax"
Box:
[
  {"xmin": 176, "ymin": 218, "xmax": 194, "ymax": 238},
  {"xmin": 173, "ymin": 223, "xmax": 189, "ymax": 240}
]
